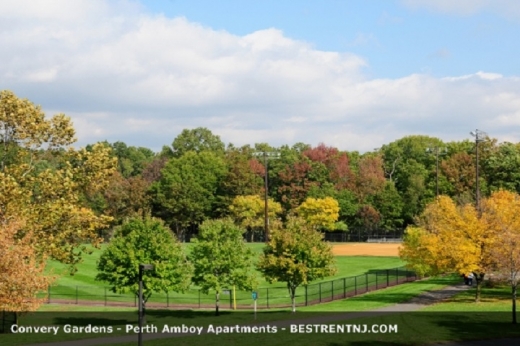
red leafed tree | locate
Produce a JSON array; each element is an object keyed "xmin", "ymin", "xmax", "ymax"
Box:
[
  {"xmin": 357, "ymin": 204, "xmax": 381, "ymax": 230},
  {"xmin": 303, "ymin": 143, "xmax": 355, "ymax": 190},
  {"xmin": 441, "ymin": 152, "xmax": 476, "ymax": 202},
  {"xmin": 303, "ymin": 143, "xmax": 339, "ymax": 166},
  {"xmin": 278, "ymin": 161, "xmax": 318, "ymax": 211},
  {"xmin": 249, "ymin": 158, "xmax": 266, "ymax": 177},
  {"xmin": 353, "ymin": 155, "xmax": 386, "ymax": 202},
  {"xmin": 329, "ymin": 153, "xmax": 356, "ymax": 190}
]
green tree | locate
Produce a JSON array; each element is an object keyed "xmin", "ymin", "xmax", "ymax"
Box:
[
  {"xmin": 189, "ymin": 218, "xmax": 257, "ymax": 316},
  {"xmin": 170, "ymin": 127, "xmax": 225, "ymax": 158},
  {"xmin": 150, "ymin": 151, "xmax": 226, "ymax": 239},
  {"xmin": 371, "ymin": 181, "xmax": 404, "ymax": 230},
  {"xmin": 381, "ymin": 135, "xmax": 445, "ymax": 224},
  {"xmin": 96, "ymin": 216, "xmax": 192, "ymax": 303},
  {"xmin": 215, "ymin": 146, "xmax": 263, "ymax": 216},
  {"xmin": 108, "ymin": 141, "xmax": 155, "ymax": 178},
  {"xmin": 484, "ymin": 142, "xmax": 520, "ymax": 194},
  {"xmin": 257, "ymin": 217, "xmax": 336, "ymax": 312}
]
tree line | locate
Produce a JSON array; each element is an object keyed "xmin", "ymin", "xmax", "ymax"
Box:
[
  {"xmin": 4, "ymin": 90, "xmax": 520, "ymax": 243},
  {"xmin": 85, "ymin": 128, "xmax": 520, "ymax": 241}
]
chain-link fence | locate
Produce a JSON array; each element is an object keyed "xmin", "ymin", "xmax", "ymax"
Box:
[
  {"xmin": 41, "ymin": 266, "xmax": 416, "ymax": 309},
  {"xmin": 323, "ymin": 229, "xmax": 405, "ymax": 243}
]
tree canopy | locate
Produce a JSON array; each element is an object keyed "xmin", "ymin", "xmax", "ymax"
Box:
[
  {"xmin": 0, "ymin": 90, "xmax": 116, "ymax": 267},
  {"xmin": 257, "ymin": 216, "xmax": 336, "ymax": 312},
  {"xmin": 189, "ymin": 218, "xmax": 257, "ymax": 315},
  {"xmin": 96, "ymin": 216, "xmax": 192, "ymax": 302}
]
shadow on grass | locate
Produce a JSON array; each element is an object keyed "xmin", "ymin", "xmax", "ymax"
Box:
[{"xmin": 328, "ymin": 342, "xmax": 405, "ymax": 346}]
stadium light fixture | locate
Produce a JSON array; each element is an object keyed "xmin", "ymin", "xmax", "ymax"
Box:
[
  {"xmin": 470, "ymin": 129, "xmax": 487, "ymax": 212},
  {"xmin": 252, "ymin": 151, "xmax": 281, "ymax": 242}
]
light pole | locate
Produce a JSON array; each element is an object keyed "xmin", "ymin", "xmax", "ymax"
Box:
[
  {"xmin": 426, "ymin": 146, "xmax": 447, "ymax": 197},
  {"xmin": 138, "ymin": 263, "xmax": 154, "ymax": 346},
  {"xmin": 470, "ymin": 129, "xmax": 487, "ymax": 212},
  {"xmin": 252, "ymin": 151, "xmax": 280, "ymax": 242}
]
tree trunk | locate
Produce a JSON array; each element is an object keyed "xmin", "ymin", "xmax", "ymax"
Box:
[
  {"xmin": 474, "ymin": 272, "xmax": 485, "ymax": 302},
  {"xmin": 215, "ymin": 292, "xmax": 220, "ymax": 316},
  {"xmin": 513, "ymin": 284, "xmax": 517, "ymax": 324},
  {"xmin": 290, "ymin": 286, "xmax": 296, "ymax": 313}
]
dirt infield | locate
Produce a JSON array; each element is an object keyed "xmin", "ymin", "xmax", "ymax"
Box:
[{"xmin": 332, "ymin": 243, "xmax": 401, "ymax": 257}]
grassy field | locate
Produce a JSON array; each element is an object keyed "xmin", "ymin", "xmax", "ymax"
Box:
[
  {"xmin": 45, "ymin": 243, "xmax": 404, "ymax": 286},
  {"xmin": 42, "ymin": 243, "xmax": 405, "ymax": 309}
]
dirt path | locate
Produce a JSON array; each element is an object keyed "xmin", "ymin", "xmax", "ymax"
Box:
[{"xmin": 332, "ymin": 243, "xmax": 400, "ymax": 256}]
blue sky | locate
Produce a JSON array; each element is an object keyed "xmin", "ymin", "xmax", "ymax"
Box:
[
  {"xmin": 2, "ymin": 0, "xmax": 520, "ymax": 152},
  {"xmin": 140, "ymin": 0, "xmax": 519, "ymax": 79}
]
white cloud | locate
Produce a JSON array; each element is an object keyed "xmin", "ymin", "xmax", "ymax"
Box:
[{"xmin": 1, "ymin": 0, "xmax": 520, "ymax": 153}]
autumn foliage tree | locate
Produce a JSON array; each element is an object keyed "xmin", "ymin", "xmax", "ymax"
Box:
[
  {"xmin": 0, "ymin": 90, "xmax": 116, "ymax": 268},
  {"xmin": 296, "ymin": 197, "xmax": 340, "ymax": 231},
  {"xmin": 482, "ymin": 190, "xmax": 520, "ymax": 323},
  {"xmin": 0, "ymin": 219, "xmax": 53, "ymax": 313},
  {"xmin": 229, "ymin": 195, "xmax": 282, "ymax": 241},
  {"xmin": 400, "ymin": 196, "xmax": 493, "ymax": 302}
]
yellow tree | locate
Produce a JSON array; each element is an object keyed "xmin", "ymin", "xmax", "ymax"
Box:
[
  {"xmin": 296, "ymin": 197, "xmax": 340, "ymax": 231},
  {"xmin": 0, "ymin": 218, "xmax": 53, "ymax": 313},
  {"xmin": 399, "ymin": 196, "xmax": 493, "ymax": 302},
  {"xmin": 228, "ymin": 195, "xmax": 282, "ymax": 241},
  {"xmin": 0, "ymin": 90, "xmax": 116, "ymax": 267},
  {"xmin": 482, "ymin": 190, "xmax": 520, "ymax": 324}
]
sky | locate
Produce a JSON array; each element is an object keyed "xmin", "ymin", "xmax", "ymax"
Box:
[{"xmin": 2, "ymin": 0, "xmax": 520, "ymax": 153}]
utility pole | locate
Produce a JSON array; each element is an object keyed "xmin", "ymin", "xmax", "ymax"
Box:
[
  {"xmin": 138, "ymin": 264, "xmax": 154, "ymax": 346},
  {"xmin": 470, "ymin": 129, "xmax": 487, "ymax": 212},
  {"xmin": 252, "ymin": 151, "xmax": 280, "ymax": 242},
  {"xmin": 426, "ymin": 146, "xmax": 447, "ymax": 197}
]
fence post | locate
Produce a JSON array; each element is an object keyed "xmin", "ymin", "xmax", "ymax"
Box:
[
  {"xmin": 198, "ymin": 290, "xmax": 201, "ymax": 308},
  {"xmin": 104, "ymin": 287, "xmax": 107, "ymax": 306},
  {"xmin": 376, "ymin": 272, "xmax": 378, "ymax": 289},
  {"xmin": 319, "ymin": 283, "xmax": 322, "ymax": 303},
  {"xmin": 47, "ymin": 285, "xmax": 51, "ymax": 304},
  {"xmin": 305, "ymin": 285, "xmax": 308, "ymax": 306},
  {"xmin": 331, "ymin": 281, "xmax": 334, "ymax": 301},
  {"xmin": 229, "ymin": 290, "xmax": 232, "ymax": 309},
  {"xmin": 76, "ymin": 286, "xmax": 78, "ymax": 304},
  {"xmin": 365, "ymin": 273, "xmax": 368, "ymax": 292},
  {"xmin": 343, "ymin": 278, "xmax": 346, "ymax": 298},
  {"xmin": 355, "ymin": 276, "xmax": 357, "ymax": 295},
  {"xmin": 167, "ymin": 292, "xmax": 169, "ymax": 308},
  {"xmin": 266, "ymin": 288, "xmax": 269, "ymax": 309},
  {"xmin": 387, "ymin": 269, "xmax": 390, "ymax": 287}
]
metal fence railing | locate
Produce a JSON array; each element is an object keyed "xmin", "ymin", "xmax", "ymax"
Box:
[
  {"xmin": 323, "ymin": 229, "xmax": 405, "ymax": 243},
  {"xmin": 40, "ymin": 266, "xmax": 417, "ymax": 310}
]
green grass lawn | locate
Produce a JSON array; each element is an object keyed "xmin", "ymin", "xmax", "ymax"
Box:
[
  {"xmin": 8, "ymin": 275, "xmax": 520, "ymax": 346},
  {"xmin": 422, "ymin": 283, "xmax": 516, "ymax": 312},
  {"xmin": 42, "ymin": 243, "xmax": 405, "ymax": 309}
]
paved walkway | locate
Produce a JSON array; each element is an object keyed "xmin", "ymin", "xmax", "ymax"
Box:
[{"xmin": 23, "ymin": 283, "xmax": 519, "ymax": 346}]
